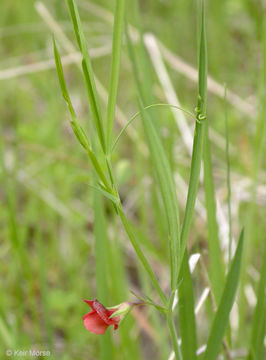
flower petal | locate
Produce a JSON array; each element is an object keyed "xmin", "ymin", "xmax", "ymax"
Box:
[
  {"xmin": 92, "ymin": 300, "xmax": 115, "ymax": 325},
  {"xmin": 83, "ymin": 311, "xmax": 109, "ymax": 335},
  {"xmin": 83, "ymin": 299, "xmax": 94, "ymax": 309},
  {"xmin": 82, "ymin": 310, "xmax": 96, "ymax": 321}
]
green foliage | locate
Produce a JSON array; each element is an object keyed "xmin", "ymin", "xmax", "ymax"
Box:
[
  {"xmin": 66, "ymin": 0, "xmax": 106, "ymax": 153},
  {"xmin": 204, "ymin": 230, "xmax": 244, "ymax": 360},
  {"xmin": 178, "ymin": 252, "xmax": 197, "ymax": 360},
  {"xmin": 0, "ymin": 0, "xmax": 264, "ymax": 359}
]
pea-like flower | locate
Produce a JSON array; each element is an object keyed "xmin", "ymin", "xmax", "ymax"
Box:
[{"xmin": 82, "ymin": 299, "xmax": 131, "ymax": 335}]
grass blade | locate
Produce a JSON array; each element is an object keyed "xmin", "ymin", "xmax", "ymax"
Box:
[
  {"xmin": 200, "ymin": 0, "xmax": 224, "ymax": 302},
  {"xmin": 203, "ymin": 138, "xmax": 224, "ymax": 301},
  {"xmin": 204, "ymin": 230, "xmax": 244, "ymax": 360},
  {"xmin": 138, "ymin": 99, "xmax": 181, "ymax": 291},
  {"xmin": 247, "ymin": 245, "xmax": 266, "ymax": 360},
  {"xmin": 106, "ymin": 0, "xmax": 126, "ymax": 151},
  {"xmin": 126, "ymin": 25, "xmax": 181, "ymax": 291},
  {"xmin": 224, "ymin": 86, "xmax": 233, "ymax": 264},
  {"xmin": 66, "ymin": 0, "xmax": 106, "ymax": 153},
  {"xmin": 108, "ymin": 231, "xmax": 140, "ymax": 360},
  {"xmin": 238, "ymin": 17, "xmax": 266, "ymax": 336},
  {"xmin": 178, "ymin": 0, "xmax": 207, "ymax": 277},
  {"xmin": 53, "ymin": 38, "xmax": 76, "ymax": 119},
  {"xmin": 93, "ymin": 191, "xmax": 113, "ymax": 360},
  {"xmin": 118, "ymin": 208, "xmax": 167, "ymax": 306},
  {"xmin": 167, "ymin": 292, "xmax": 183, "ymax": 360},
  {"xmin": 178, "ymin": 251, "xmax": 197, "ymax": 360},
  {"xmin": 53, "ymin": 38, "xmax": 111, "ymax": 191}
]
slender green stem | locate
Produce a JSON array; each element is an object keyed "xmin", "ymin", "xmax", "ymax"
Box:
[
  {"xmin": 224, "ymin": 86, "xmax": 232, "ymax": 264},
  {"xmin": 177, "ymin": 0, "xmax": 207, "ymax": 281},
  {"xmin": 66, "ymin": 0, "xmax": 106, "ymax": 153},
  {"xmin": 118, "ymin": 208, "xmax": 168, "ymax": 306},
  {"xmin": 200, "ymin": 0, "xmax": 224, "ymax": 302},
  {"xmin": 167, "ymin": 292, "xmax": 182, "ymax": 360},
  {"xmin": 106, "ymin": 0, "xmax": 126, "ymax": 152}
]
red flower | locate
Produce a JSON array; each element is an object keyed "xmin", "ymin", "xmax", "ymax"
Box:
[{"xmin": 82, "ymin": 299, "xmax": 120, "ymax": 334}]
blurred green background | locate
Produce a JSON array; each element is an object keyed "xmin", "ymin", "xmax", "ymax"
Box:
[{"xmin": 0, "ymin": 0, "xmax": 265, "ymax": 359}]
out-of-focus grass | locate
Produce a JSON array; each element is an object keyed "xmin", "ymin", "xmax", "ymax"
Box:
[{"xmin": 0, "ymin": 0, "xmax": 265, "ymax": 359}]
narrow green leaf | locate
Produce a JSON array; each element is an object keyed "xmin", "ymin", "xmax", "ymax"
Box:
[
  {"xmin": 66, "ymin": 0, "xmax": 106, "ymax": 153},
  {"xmin": 126, "ymin": 23, "xmax": 181, "ymax": 290},
  {"xmin": 94, "ymin": 191, "xmax": 113, "ymax": 360},
  {"xmin": 53, "ymin": 38, "xmax": 76, "ymax": 119},
  {"xmin": 248, "ymin": 245, "xmax": 266, "ymax": 360},
  {"xmin": 197, "ymin": 0, "xmax": 207, "ymax": 115},
  {"xmin": 54, "ymin": 38, "xmax": 111, "ymax": 191},
  {"xmin": 108, "ymin": 234, "xmax": 141, "ymax": 360},
  {"xmin": 0, "ymin": 317, "xmax": 13, "ymax": 348},
  {"xmin": 132, "ymin": 0, "xmax": 155, "ymax": 106},
  {"xmin": 88, "ymin": 184, "xmax": 120, "ymax": 206},
  {"xmin": 178, "ymin": 0, "xmax": 207, "ymax": 279},
  {"xmin": 224, "ymin": 86, "xmax": 233, "ymax": 264},
  {"xmin": 106, "ymin": 0, "xmax": 126, "ymax": 151},
  {"xmin": 201, "ymin": 0, "xmax": 224, "ymax": 302},
  {"xmin": 118, "ymin": 208, "xmax": 167, "ymax": 306},
  {"xmin": 167, "ymin": 291, "xmax": 183, "ymax": 360},
  {"xmin": 204, "ymin": 230, "xmax": 244, "ymax": 360},
  {"xmin": 238, "ymin": 17, "xmax": 266, "ymax": 334},
  {"xmin": 178, "ymin": 251, "xmax": 197, "ymax": 360},
  {"xmin": 203, "ymin": 137, "xmax": 224, "ymax": 301},
  {"xmin": 139, "ymin": 99, "xmax": 181, "ymax": 291},
  {"xmin": 246, "ymin": 21, "xmax": 266, "ymax": 358},
  {"xmin": 70, "ymin": 121, "xmax": 91, "ymax": 151}
]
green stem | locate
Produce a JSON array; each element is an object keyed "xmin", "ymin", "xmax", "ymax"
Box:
[
  {"xmin": 118, "ymin": 208, "xmax": 168, "ymax": 306},
  {"xmin": 167, "ymin": 292, "xmax": 182, "ymax": 360}
]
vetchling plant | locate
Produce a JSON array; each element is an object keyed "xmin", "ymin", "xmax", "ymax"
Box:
[{"xmin": 53, "ymin": 1, "xmax": 245, "ymax": 359}]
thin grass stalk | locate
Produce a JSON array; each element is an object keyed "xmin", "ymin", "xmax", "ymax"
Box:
[
  {"xmin": 54, "ymin": 29, "xmax": 166, "ymax": 308},
  {"xmin": 178, "ymin": 251, "xmax": 197, "ymax": 360},
  {"xmin": 136, "ymin": 264, "xmax": 170, "ymax": 359},
  {"xmin": 131, "ymin": 0, "xmax": 155, "ymax": 106},
  {"xmin": 108, "ymin": 231, "xmax": 140, "ymax": 360},
  {"xmin": 36, "ymin": 213, "xmax": 53, "ymax": 349},
  {"xmin": 94, "ymin": 192, "xmax": 113, "ymax": 360},
  {"xmin": 86, "ymin": 26, "xmax": 114, "ymax": 356},
  {"xmin": 246, "ymin": 19, "xmax": 266, "ymax": 359},
  {"xmin": 66, "ymin": 0, "xmax": 106, "ymax": 153},
  {"xmin": 224, "ymin": 86, "xmax": 232, "ymax": 263},
  {"xmin": 139, "ymin": 99, "xmax": 181, "ymax": 291},
  {"xmin": 167, "ymin": 292, "xmax": 183, "ymax": 360},
  {"xmin": 0, "ymin": 315, "xmax": 14, "ymax": 349},
  {"xmin": 135, "ymin": 148, "xmax": 169, "ymax": 359},
  {"xmin": 0, "ymin": 130, "xmax": 24, "ymax": 338},
  {"xmin": 178, "ymin": 0, "xmax": 207, "ymax": 277},
  {"xmin": 53, "ymin": 38, "xmax": 111, "ymax": 192},
  {"xmin": 108, "ymin": 226, "xmax": 141, "ymax": 360},
  {"xmin": 199, "ymin": 4, "xmax": 224, "ymax": 303},
  {"xmin": 247, "ymin": 245, "xmax": 266, "ymax": 360},
  {"xmin": 204, "ymin": 230, "xmax": 244, "ymax": 360},
  {"xmin": 238, "ymin": 15, "xmax": 266, "ymax": 339},
  {"xmin": 106, "ymin": 0, "xmax": 126, "ymax": 151},
  {"xmin": 125, "ymin": 9, "xmax": 182, "ymax": 357},
  {"xmin": 126, "ymin": 21, "xmax": 181, "ymax": 291},
  {"xmin": 118, "ymin": 208, "xmax": 167, "ymax": 305}
]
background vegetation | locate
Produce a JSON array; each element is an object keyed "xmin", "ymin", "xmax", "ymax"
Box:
[{"xmin": 0, "ymin": 0, "xmax": 265, "ymax": 359}]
